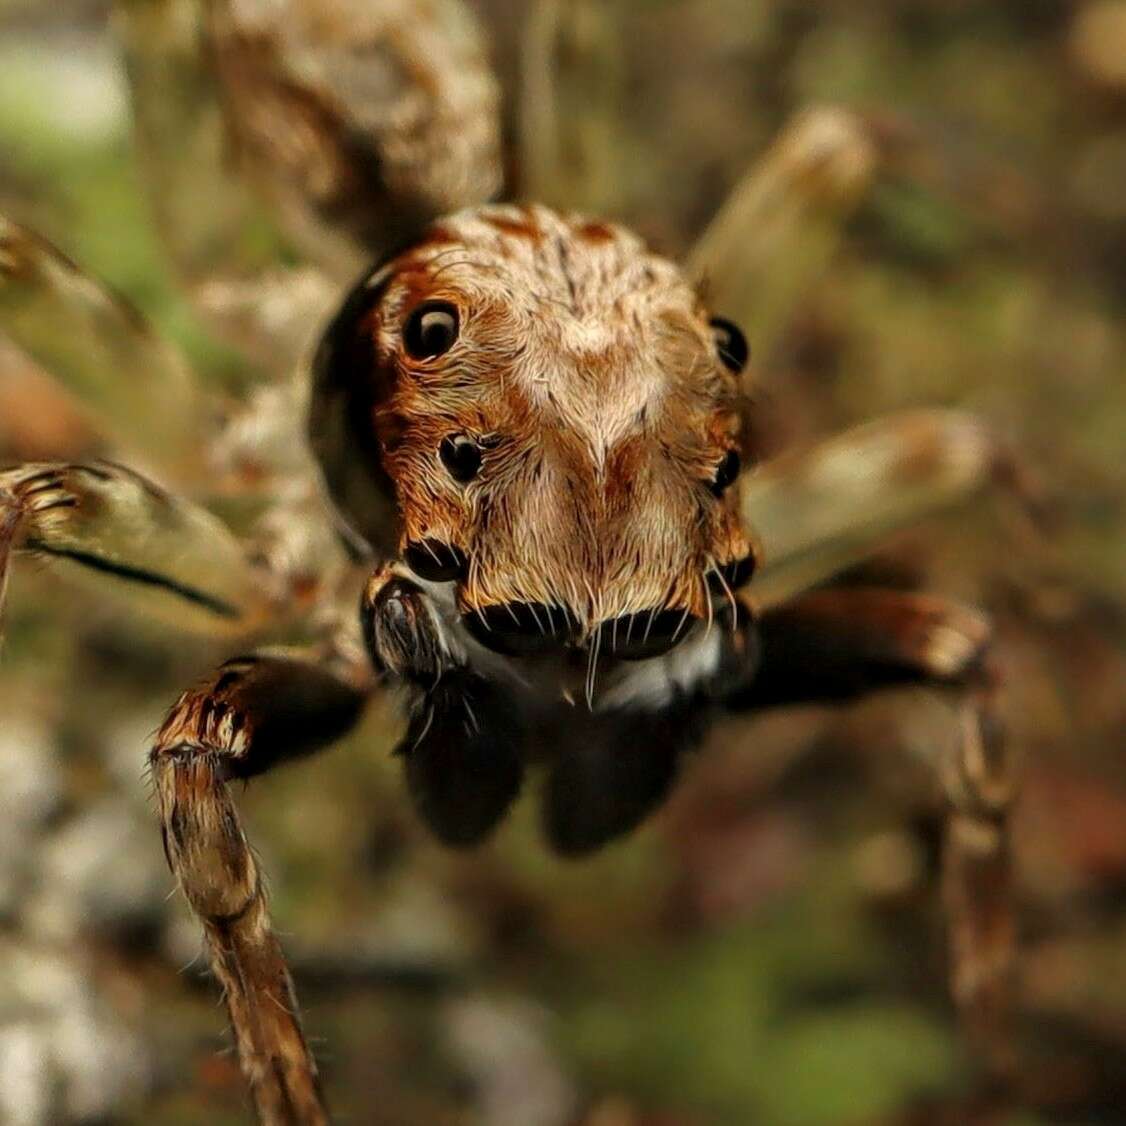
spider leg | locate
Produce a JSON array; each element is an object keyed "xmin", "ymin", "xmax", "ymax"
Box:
[
  {"xmin": 739, "ymin": 587, "xmax": 992, "ymax": 706},
  {"xmin": 0, "ymin": 461, "xmax": 275, "ymax": 638},
  {"xmin": 116, "ymin": 0, "xmax": 501, "ymax": 358},
  {"xmin": 204, "ymin": 0, "xmax": 502, "ymax": 274},
  {"xmin": 0, "ymin": 191, "xmax": 367, "ymax": 642},
  {"xmin": 151, "ymin": 648, "xmax": 371, "ymax": 1126},
  {"xmin": 518, "ymin": 0, "xmax": 622, "ymax": 212},
  {"xmin": 733, "ymin": 586, "xmax": 1016, "ymax": 1075},
  {"xmin": 742, "ymin": 408, "xmax": 995, "ymax": 612},
  {"xmin": 687, "ymin": 106, "xmax": 878, "ymax": 368},
  {"xmin": 0, "ymin": 215, "xmax": 204, "ymax": 482},
  {"xmin": 114, "ymin": 0, "xmax": 339, "ymax": 367}
]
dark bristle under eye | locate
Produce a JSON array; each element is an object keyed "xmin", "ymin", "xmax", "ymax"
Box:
[
  {"xmin": 404, "ymin": 539, "xmax": 467, "ymax": 582},
  {"xmin": 464, "ymin": 602, "xmax": 579, "ymax": 656},
  {"xmin": 596, "ymin": 609, "xmax": 699, "ymax": 660},
  {"xmin": 708, "ymin": 553, "xmax": 756, "ymax": 593}
]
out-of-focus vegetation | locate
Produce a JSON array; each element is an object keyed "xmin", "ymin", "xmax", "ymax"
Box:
[{"xmin": 0, "ymin": 1, "xmax": 1124, "ymax": 1123}]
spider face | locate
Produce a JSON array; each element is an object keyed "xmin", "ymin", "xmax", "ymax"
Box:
[{"xmin": 312, "ymin": 204, "xmax": 756, "ymax": 662}]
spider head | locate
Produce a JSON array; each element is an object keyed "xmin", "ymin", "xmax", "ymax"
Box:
[{"xmin": 310, "ymin": 204, "xmax": 757, "ymax": 660}]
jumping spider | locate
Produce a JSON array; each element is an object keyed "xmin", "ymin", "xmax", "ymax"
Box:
[{"xmin": 0, "ymin": 1, "xmax": 1015, "ymax": 1122}]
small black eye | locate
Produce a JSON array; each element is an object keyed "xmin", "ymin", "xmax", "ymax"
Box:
[
  {"xmin": 711, "ymin": 449, "xmax": 741, "ymax": 496},
  {"xmin": 440, "ymin": 434, "xmax": 482, "ymax": 483},
  {"xmin": 710, "ymin": 317, "xmax": 749, "ymax": 373},
  {"xmin": 404, "ymin": 301, "xmax": 459, "ymax": 359}
]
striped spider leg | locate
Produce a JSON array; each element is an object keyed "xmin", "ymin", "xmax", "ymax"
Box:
[
  {"xmin": 0, "ymin": 219, "xmax": 351, "ymax": 1124},
  {"xmin": 149, "ymin": 646, "xmax": 372, "ymax": 1126},
  {"xmin": 0, "ymin": 218, "xmax": 281, "ymax": 639},
  {"xmin": 0, "ymin": 195, "xmax": 371, "ymax": 637},
  {"xmin": 0, "ymin": 459, "xmax": 273, "ymax": 639},
  {"xmin": 0, "ymin": 227, "xmax": 370, "ymax": 1123}
]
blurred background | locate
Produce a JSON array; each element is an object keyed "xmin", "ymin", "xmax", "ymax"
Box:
[{"xmin": 1, "ymin": 0, "xmax": 1124, "ymax": 1123}]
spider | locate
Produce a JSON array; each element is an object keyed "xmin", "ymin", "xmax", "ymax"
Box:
[{"xmin": 0, "ymin": 1, "xmax": 1016, "ymax": 1122}]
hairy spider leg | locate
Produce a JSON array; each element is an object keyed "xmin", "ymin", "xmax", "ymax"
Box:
[
  {"xmin": 518, "ymin": 0, "xmax": 623, "ymax": 212},
  {"xmin": 115, "ymin": 0, "xmax": 335, "ymax": 368},
  {"xmin": 0, "ymin": 215, "xmax": 204, "ymax": 484},
  {"xmin": 0, "ymin": 461, "xmax": 277, "ymax": 638},
  {"xmin": 0, "ymin": 215, "xmax": 351, "ymax": 637},
  {"xmin": 116, "ymin": 0, "xmax": 503, "ymax": 366},
  {"xmin": 150, "ymin": 647, "xmax": 371, "ymax": 1126},
  {"xmin": 742, "ymin": 409, "xmax": 996, "ymax": 612},
  {"xmin": 730, "ymin": 586, "xmax": 1015, "ymax": 1076},
  {"xmin": 687, "ymin": 106, "xmax": 879, "ymax": 367}
]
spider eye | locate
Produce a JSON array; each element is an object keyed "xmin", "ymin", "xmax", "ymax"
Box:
[
  {"xmin": 711, "ymin": 449, "xmax": 741, "ymax": 496},
  {"xmin": 440, "ymin": 434, "xmax": 482, "ymax": 482},
  {"xmin": 404, "ymin": 301, "xmax": 459, "ymax": 359},
  {"xmin": 710, "ymin": 317, "xmax": 749, "ymax": 373}
]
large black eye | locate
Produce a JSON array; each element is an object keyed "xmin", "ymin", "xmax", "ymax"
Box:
[
  {"xmin": 711, "ymin": 449, "xmax": 741, "ymax": 496},
  {"xmin": 440, "ymin": 434, "xmax": 482, "ymax": 482},
  {"xmin": 710, "ymin": 317, "xmax": 749, "ymax": 373},
  {"xmin": 404, "ymin": 301, "xmax": 459, "ymax": 359}
]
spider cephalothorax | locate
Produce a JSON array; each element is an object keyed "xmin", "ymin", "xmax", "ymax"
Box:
[{"xmin": 312, "ymin": 203, "xmax": 756, "ymax": 668}]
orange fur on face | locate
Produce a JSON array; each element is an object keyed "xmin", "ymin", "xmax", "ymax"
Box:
[{"xmin": 321, "ymin": 203, "xmax": 754, "ymax": 639}]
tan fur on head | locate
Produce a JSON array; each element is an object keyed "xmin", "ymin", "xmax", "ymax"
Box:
[{"xmin": 313, "ymin": 203, "xmax": 755, "ymax": 641}]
